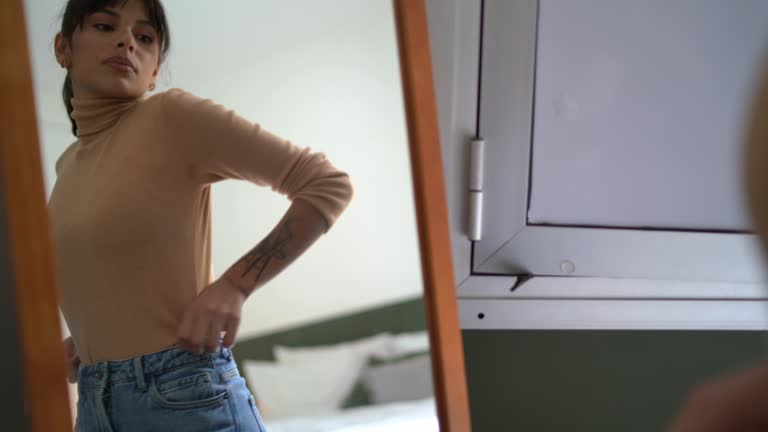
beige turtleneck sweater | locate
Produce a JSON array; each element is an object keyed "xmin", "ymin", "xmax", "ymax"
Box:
[{"xmin": 48, "ymin": 88, "xmax": 353, "ymax": 364}]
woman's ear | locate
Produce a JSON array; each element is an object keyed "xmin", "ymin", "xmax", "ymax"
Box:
[
  {"xmin": 149, "ymin": 63, "xmax": 160, "ymax": 90},
  {"xmin": 54, "ymin": 32, "xmax": 71, "ymax": 69},
  {"xmin": 152, "ymin": 61, "xmax": 160, "ymax": 79}
]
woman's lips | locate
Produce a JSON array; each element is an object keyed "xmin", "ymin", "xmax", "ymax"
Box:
[{"xmin": 105, "ymin": 60, "xmax": 134, "ymax": 73}]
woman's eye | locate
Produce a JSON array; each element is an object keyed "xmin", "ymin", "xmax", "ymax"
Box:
[
  {"xmin": 137, "ymin": 34, "xmax": 154, "ymax": 44},
  {"xmin": 94, "ymin": 23, "xmax": 113, "ymax": 31}
]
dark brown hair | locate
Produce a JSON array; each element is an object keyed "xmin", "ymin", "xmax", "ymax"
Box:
[{"xmin": 59, "ymin": 0, "xmax": 171, "ymax": 136}]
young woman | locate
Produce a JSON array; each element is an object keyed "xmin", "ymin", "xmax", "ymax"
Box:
[{"xmin": 49, "ymin": 0, "xmax": 353, "ymax": 430}]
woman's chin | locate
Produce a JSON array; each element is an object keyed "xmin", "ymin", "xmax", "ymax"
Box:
[{"xmin": 96, "ymin": 81, "xmax": 146, "ymax": 99}]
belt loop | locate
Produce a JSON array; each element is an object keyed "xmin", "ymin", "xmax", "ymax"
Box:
[
  {"xmin": 215, "ymin": 345, "xmax": 230, "ymax": 361},
  {"xmin": 133, "ymin": 357, "xmax": 147, "ymax": 391}
]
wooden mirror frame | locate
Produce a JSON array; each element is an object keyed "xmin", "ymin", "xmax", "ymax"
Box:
[{"xmin": 0, "ymin": 0, "xmax": 471, "ymax": 431}]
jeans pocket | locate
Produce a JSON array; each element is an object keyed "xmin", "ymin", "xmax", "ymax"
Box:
[{"xmin": 149, "ymin": 370, "xmax": 229, "ymax": 410}]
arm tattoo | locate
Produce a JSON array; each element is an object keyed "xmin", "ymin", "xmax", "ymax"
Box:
[{"xmin": 238, "ymin": 219, "xmax": 294, "ymax": 282}]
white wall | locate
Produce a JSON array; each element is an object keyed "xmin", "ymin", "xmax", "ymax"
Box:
[{"xmin": 27, "ymin": 0, "xmax": 423, "ymax": 342}]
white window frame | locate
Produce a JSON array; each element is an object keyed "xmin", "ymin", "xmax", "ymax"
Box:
[
  {"xmin": 431, "ymin": 0, "xmax": 768, "ymax": 330},
  {"xmin": 474, "ymin": 0, "xmax": 765, "ymax": 283}
]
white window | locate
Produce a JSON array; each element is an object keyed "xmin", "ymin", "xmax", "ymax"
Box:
[{"xmin": 434, "ymin": 0, "xmax": 768, "ymax": 330}]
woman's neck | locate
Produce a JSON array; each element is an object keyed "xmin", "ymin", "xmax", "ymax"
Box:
[{"xmin": 70, "ymin": 92, "xmax": 147, "ymax": 138}]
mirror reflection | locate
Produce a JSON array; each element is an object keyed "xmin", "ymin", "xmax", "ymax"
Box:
[{"xmin": 25, "ymin": 0, "xmax": 438, "ymax": 430}]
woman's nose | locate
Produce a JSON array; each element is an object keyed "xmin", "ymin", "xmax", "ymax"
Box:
[
  {"xmin": 116, "ymin": 33, "xmax": 135, "ymax": 52},
  {"xmin": 117, "ymin": 41, "xmax": 135, "ymax": 53}
]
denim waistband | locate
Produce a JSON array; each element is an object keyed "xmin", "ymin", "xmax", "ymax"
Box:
[{"xmin": 78, "ymin": 345, "xmax": 231, "ymax": 388}]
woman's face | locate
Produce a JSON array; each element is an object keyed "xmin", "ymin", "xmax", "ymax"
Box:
[{"xmin": 55, "ymin": 0, "xmax": 161, "ymax": 99}]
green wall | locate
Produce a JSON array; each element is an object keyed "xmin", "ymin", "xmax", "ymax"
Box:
[{"xmin": 463, "ymin": 330, "xmax": 768, "ymax": 431}]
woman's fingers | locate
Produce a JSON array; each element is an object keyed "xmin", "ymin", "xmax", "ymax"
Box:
[
  {"xmin": 205, "ymin": 315, "xmax": 226, "ymax": 352},
  {"xmin": 63, "ymin": 337, "xmax": 80, "ymax": 383},
  {"xmin": 178, "ymin": 279, "xmax": 245, "ymax": 354},
  {"xmin": 222, "ymin": 315, "xmax": 240, "ymax": 348},
  {"xmin": 67, "ymin": 360, "xmax": 79, "ymax": 383},
  {"xmin": 67, "ymin": 356, "xmax": 80, "ymax": 383},
  {"xmin": 178, "ymin": 312, "xmax": 204, "ymax": 354},
  {"xmin": 180, "ymin": 309, "xmax": 228, "ymax": 354}
]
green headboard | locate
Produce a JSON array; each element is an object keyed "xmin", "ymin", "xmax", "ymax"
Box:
[{"xmin": 231, "ymin": 296, "xmax": 427, "ymax": 369}]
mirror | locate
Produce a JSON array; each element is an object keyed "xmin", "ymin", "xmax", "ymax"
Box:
[{"xmin": 8, "ymin": 0, "xmax": 467, "ymax": 430}]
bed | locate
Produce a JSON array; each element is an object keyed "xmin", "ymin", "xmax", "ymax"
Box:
[
  {"xmin": 264, "ymin": 397, "xmax": 438, "ymax": 432},
  {"xmin": 231, "ymin": 297, "xmax": 438, "ymax": 432}
]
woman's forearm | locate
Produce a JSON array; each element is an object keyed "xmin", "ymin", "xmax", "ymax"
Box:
[{"xmin": 219, "ymin": 199, "xmax": 327, "ymax": 296}]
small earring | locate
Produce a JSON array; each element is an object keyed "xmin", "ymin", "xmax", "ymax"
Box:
[{"xmin": 149, "ymin": 83, "xmax": 156, "ymax": 91}]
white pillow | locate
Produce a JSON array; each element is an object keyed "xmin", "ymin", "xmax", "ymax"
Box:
[
  {"xmin": 363, "ymin": 354, "xmax": 434, "ymax": 405},
  {"xmin": 242, "ymin": 351, "xmax": 363, "ymax": 421},
  {"xmin": 391, "ymin": 331, "xmax": 430, "ymax": 356},
  {"xmin": 273, "ymin": 333, "xmax": 395, "ymax": 364}
]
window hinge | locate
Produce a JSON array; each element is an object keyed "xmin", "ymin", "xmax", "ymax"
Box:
[{"xmin": 468, "ymin": 138, "xmax": 485, "ymax": 241}]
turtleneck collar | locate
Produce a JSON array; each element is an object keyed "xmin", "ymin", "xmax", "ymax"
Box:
[{"xmin": 70, "ymin": 94, "xmax": 148, "ymax": 138}]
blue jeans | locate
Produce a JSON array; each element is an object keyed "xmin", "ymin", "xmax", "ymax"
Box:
[{"xmin": 75, "ymin": 345, "xmax": 267, "ymax": 431}]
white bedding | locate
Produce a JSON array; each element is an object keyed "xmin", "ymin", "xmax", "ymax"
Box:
[{"xmin": 264, "ymin": 397, "xmax": 439, "ymax": 432}]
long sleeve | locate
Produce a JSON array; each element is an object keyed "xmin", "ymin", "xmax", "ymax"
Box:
[
  {"xmin": 50, "ymin": 88, "xmax": 357, "ymax": 364},
  {"xmin": 159, "ymin": 88, "xmax": 353, "ymax": 230}
]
